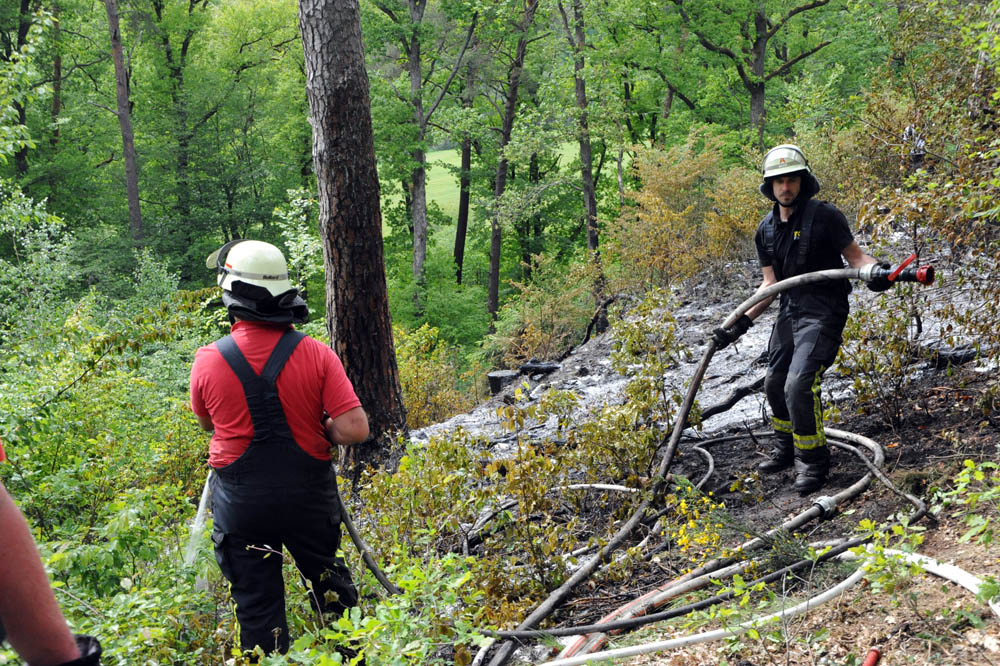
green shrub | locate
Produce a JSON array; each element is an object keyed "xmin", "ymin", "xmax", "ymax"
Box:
[
  {"xmin": 837, "ymin": 283, "xmax": 928, "ymax": 431},
  {"xmin": 606, "ymin": 127, "xmax": 727, "ymax": 290},
  {"xmin": 482, "ymin": 252, "xmax": 596, "ymax": 367},
  {"xmin": 395, "ymin": 323, "xmax": 483, "ymax": 429}
]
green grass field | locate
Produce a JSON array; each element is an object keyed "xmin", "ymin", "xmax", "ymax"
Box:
[
  {"xmin": 416, "ymin": 143, "xmax": 580, "ymax": 222},
  {"xmin": 425, "ymin": 148, "xmax": 464, "ymax": 221}
]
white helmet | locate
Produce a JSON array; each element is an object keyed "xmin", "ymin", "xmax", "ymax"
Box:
[
  {"xmin": 759, "ymin": 143, "xmax": 820, "ymax": 201},
  {"xmin": 761, "ymin": 144, "xmax": 811, "ymax": 178},
  {"xmin": 207, "ymin": 240, "xmax": 293, "ymax": 297}
]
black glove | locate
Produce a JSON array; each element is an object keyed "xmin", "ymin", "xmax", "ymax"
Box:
[
  {"xmin": 866, "ymin": 262, "xmax": 893, "ymax": 292},
  {"xmin": 711, "ymin": 314, "xmax": 753, "ymax": 349},
  {"xmin": 57, "ymin": 635, "xmax": 102, "ymax": 666}
]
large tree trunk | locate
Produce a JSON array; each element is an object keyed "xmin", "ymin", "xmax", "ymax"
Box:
[
  {"xmin": 13, "ymin": 0, "xmax": 31, "ymax": 178},
  {"xmin": 405, "ymin": 0, "xmax": 429, "ymax": 314},
  {"xmin": 454, "ymin": 58, "xmax": 477, "ymax": 285},
  {"xmin": 749, "ymin": 9, "xmax": 768, "ymax": 151},
  {"xmin": 152, "ymin": 0, "xmax": 193, "ymax": 255},
  {"xmin": 488, "ymin": 42, "xmax": 526, "ymax": 320},
  {"xmin": 454, "ymin": 136, "xmax": 471, "ymax": 284},
  {"xmin": 299, "ymin": 0, "xmax": 407, "ymax": 449},
  {"xmin": 104, "ymin": 0, "xmax": 143, "ymax": 242}
]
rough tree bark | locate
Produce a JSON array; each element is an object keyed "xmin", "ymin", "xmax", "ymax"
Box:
[
  {"xmin": 104, "ymin": 0, "xmax": 143, "ymax": 242},
  {"xmin": 454, "ymin": 56, "xmax": 478, "ymax": 285},
  {"xmin": 455, "ymin": 136, "xmax": 472, "ymax": 284},
  {"xmin": 299, "ymin": 0, "xmax": 407, "ymax": 449},
  {"xmin": 558, "ymin": 0, "xmax": 606, "ymax": 312}
]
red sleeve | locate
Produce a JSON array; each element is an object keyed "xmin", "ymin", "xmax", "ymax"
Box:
[
  {"xmin": 0, "ymin": 438, "xmax": 6, "ymax": 463},
  {"xmin": 189, "ymin": 346, "xmax": 214, "ymax": 418}
]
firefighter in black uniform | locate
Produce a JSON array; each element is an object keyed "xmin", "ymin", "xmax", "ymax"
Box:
[{"xmin": 713, "ymin": 144, "xmax": 893, "ymax": 495}]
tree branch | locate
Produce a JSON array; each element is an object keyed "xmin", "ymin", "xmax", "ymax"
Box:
[
  {"xmin": 766, "ymin": 0, "xmax": 831, "ymax": 40},
  {"xmin": 374, "ymin": 2, "xmax": 400, "ymax": 24},
  {"xmin": 425, "ymin": 13, "xmax": 478, "ymax": 124},
  {"xmin": 765, "ymin": 40, "xmax": 830, "ymax": 81},
  {"xmin": 671, "ymin": 1, "xmax": 752, "ymax": 87}
]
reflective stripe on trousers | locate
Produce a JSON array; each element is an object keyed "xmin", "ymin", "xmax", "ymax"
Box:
[{"xmin": 764, "ymin": 309, "xmax": 845, "ymax": 455}]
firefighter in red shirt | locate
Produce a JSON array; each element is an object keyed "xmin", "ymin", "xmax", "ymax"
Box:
[{"xmin": 190, "ymin": 240, "xmax": 369, "ymax": 657}]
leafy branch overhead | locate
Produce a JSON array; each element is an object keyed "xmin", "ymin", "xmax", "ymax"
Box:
[{"xmin": 2, "ymin": 0, "xmax": 1000, "ymax": 663}]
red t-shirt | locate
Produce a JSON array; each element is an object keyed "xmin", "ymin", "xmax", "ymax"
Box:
[{"xmin": 190, "ymin": 322, "xmax": 361, "ymax": 467}]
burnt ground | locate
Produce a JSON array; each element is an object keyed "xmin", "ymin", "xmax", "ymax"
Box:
[
  {"xmin": 415, "ymin": 276, "xmax": 1000, "ymax": 665},
  {"xmin": 535, "ymin": 364, "xmax": 1000, "ymax": 666}
]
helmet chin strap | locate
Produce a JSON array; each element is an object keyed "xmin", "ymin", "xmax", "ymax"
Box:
[{"xmin": 223, "ymin": 290, "xmax": 309, "ymax": 325}]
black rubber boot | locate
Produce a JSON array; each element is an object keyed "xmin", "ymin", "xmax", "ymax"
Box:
[
  {"xmin": 793, "ymin": 446, "xmax": 830, "ymax": 496},
  {"xmin": 757, "ymin": 436, "xmax": 794, "ymax": 473}
]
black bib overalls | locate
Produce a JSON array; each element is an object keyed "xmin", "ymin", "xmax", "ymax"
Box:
[{"xmin": 209, "ymin": 329, "xmax": 357, "ymax": 655}]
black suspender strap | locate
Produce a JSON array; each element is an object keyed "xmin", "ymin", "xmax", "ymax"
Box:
[
  {"xmin": 761, "ymin": 210, "xmax": 776, "ymax": 260},
  {"xmin": 216, "ymin": 335, "xmax": 255, "ymax": 383},
  {"xmin": 216, "ymin": 328, "xmax": 306, "ymax": 383},
  {"xmin": 796, "ymin": 198, "xmax": 820, "ymax": 268},
  {"xmin": 761, "ymin": 209, "xmax": 782, "ymax": 280},
  {"xmin": 260, "ymin": 329, "xmax": 306, "ymax": 382},
  {"xmin": 761, "ymin": 198, "xmax": 822, "ymax": 277}
]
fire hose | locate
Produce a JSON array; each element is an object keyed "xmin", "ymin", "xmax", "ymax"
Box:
[{"xmin": 483, "ymin": 257, "xmax": 935, "ymax": 666}]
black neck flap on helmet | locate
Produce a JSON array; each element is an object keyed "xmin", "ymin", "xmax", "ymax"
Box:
[
  {"xmin": 222, "ymin": 281, "xmax": 309, "ymax": 325},
  {"xmin": 759, "ymin": 169, "xmax": 821, "ymax": 203}
]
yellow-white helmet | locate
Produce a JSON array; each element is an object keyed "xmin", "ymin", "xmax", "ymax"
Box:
[
  {"xmin": 759, "ymin": 143, "xmax": 820, "ymax": 201},
  {"xmin": 761, "ymin": 144, "xmax": 811, "ymax": 178},
  {"xmin": 207, "ymin": 240, "xmax": 294, "ymax": 297}
]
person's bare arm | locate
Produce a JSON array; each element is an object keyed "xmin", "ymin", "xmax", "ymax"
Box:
[
  {"xmin": 195, "ymin": 413, "xmax": 213, "ymax": 432},
  {"xmin": 842, "ymin": 241, "xmax": 879, "ymax": 269},
  {"xmin": 324, "ymin": 407, "xmax": 369, "ymax": 446},
  {"xmin": 0, "ymin": 484, "xmax": 81, "ymax": 665},
  {"xmin": 195, "ymin": 414, "xmax": 215, "ymax": 432},
  {"xmin": 743, "ymin": 265, "xmax": 779, "ymax": 322}
]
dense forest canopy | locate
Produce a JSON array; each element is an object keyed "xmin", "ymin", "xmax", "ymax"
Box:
[
  {"xmin": 2, "ymin": 0, "xmax": 1000, "ymax": 663},
  {"xmin": 1, "ymin": 0, "xmax": 898, "ymax": 334}
]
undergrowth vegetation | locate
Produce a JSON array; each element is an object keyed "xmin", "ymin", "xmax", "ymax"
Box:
[{"xmin": 3, "ymin": 1, "xmax": 1000, "ymax": 664}]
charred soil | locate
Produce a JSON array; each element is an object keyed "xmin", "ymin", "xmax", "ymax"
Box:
[{"xmin": 543, "ymin": 365, "xmax": 1000, "ymax": 666}]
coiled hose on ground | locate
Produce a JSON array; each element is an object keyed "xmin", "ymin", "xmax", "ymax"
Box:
[{"xmin": 483, "ymin": 266, "xmax": 945, "ymax": 666}]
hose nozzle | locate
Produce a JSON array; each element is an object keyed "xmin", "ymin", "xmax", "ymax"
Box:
[
  {"xmin": 860, "ymin": 253, "xmax": 935, "ymax": 285},
  {"xmin": 894, "ymin": 263, "xmax": 934, "ymax": 284}
]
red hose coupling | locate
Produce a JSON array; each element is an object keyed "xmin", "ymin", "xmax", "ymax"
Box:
[
  {"xmin": 862, "ymin": 647, "xmax": 882, "ymax": 666},
  {"xmin": 885, "ymin": 252, "xmax": 935, "ymax": 285}
]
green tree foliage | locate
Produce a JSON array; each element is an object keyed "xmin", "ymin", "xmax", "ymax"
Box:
[
  {"xmin": 4, "ymin": 2, "xmax": 1000, "ymax": 662},
  {"xmin": 605, "ymin": 127, "xmax": 765, "ymax": 290}
]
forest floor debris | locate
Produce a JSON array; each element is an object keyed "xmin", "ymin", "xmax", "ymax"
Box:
[{"xmin": 412, "ymin": 275, "xmax": 999, "ymax": 666}]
